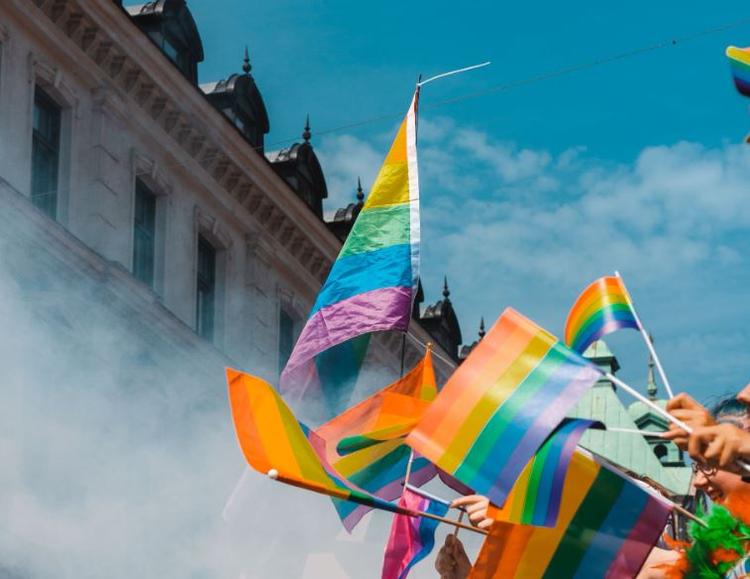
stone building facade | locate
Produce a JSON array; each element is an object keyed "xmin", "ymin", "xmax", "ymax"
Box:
[{"xmin": 0, "ymin": 0, "xmax": 462, "ymax": 395}]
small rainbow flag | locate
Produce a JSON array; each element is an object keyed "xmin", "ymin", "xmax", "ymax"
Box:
[
  {"xmin": 727, "ymin": 46, "xmax": 750, "ymax": 97},
  {"xmin": 468, "ymin": 452, "xmax": 671, "ymax": 579},
  {"xmin": 381, "ymin": 487, "xmax": 448, "ymax": 579},
  {"xmin": 314, "ymin": 351, "xmax": 437, "ymax": 530},
  {"xmin": 407, "ymin": 308, "xmax": 602, "ymax": 507},
  {"xmin": 490, "ymin": 418, "xmax": 603, "ymax": 528},
  {"xmin": 281, "ymin": 89, "xmax": 421, "ymax": 401},
  {"xmin": 227, "ymin": 368, "xmax": 404, "ymax": 517},
  {"xmin": 564, "ymin": 275, "xmax": 639, "ymax": 354}
]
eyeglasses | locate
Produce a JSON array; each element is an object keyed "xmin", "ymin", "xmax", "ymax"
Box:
[{"xmin": 691, "ymin": 462, "xmax": 717, "ymax": 477}]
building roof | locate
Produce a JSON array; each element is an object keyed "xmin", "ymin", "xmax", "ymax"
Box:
[{"xmin": 569, "ymin": 340, "xmax": 692, "ymax": 496}]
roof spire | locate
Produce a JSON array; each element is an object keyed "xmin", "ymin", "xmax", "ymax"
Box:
[
  {"xmin": 647, "ymin": 333, "xmax": 657, "ymax": 400},
  {"xmin": 356, "ymin": 177, "xmax": 364, "ymax": 203},
  {"xmin": 302, "ymin": 114, "xmax": 311, "ymax": 143},
  {"xmin": 442, "ymin": 276, "xmax": 450, "ymax": 300},
  {"xmin": 242, "ymin": 46, "xmax": 252, "ymax": 74},
  {"xmin": 478, "ymin": 317, "xmax": 486, "ymax": 340}
]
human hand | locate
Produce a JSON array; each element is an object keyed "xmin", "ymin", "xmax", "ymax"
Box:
[
  {"xmin": 450, "ymin": 495, "xmax": 492, "ymax": 529},
  {"xmin": 663, "ymin": 394, "xmax": 715, "ymax": 449},
  {"xmin": 685, "ymin": 423, "xmax": 750, "ymax": 474},
  {"xmin": 435, "ymin": 534, "xmax": 471, "ymax": 579}
]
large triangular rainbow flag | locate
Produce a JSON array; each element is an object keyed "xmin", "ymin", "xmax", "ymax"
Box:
[
  {"xmin": 468, "ymin": 452, "xmax": 671, "ymax": 579},
  {"xmin": 727, "ymin": 46, "xmax": 750, "ymax": 97},
  {"xmin": 280, "ymin": 89, "xmax": 421, "ymax": 400},
  {"xmin": 313, "ymin": 350, "xmax": 437, "ymax": 531}
]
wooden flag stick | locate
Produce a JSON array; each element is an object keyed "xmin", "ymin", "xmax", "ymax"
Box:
[
  {"xmin": 614, "ymin": 271, "xmax": 675, "ymax": 398},
  {"xmin": 267, "ymin": 470, "xmax": 487, "ymax": 535},
  {"xmin": 453, "ymin": 510, "xmax": 466, "ymax": 538}
]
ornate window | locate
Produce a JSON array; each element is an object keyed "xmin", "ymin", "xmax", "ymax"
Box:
[
  {"xmin": 196, "ymin": 235, "xmax": 216, "ymax": 341},
  {"xmin": 278, "ymin": 308, "xmax": 295, "ymax": 373},
  {"xmin": 133, "ymin": 179, "xmax": 157, "ymax": 288},
  {"xmin": 31, "ymin": 87, "xmax": 61, "ymax": 219}
]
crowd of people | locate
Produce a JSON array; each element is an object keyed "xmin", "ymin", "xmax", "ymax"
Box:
[{"xmin": 434, "ymin": 384, "xmax": 750, "ymax": 578}]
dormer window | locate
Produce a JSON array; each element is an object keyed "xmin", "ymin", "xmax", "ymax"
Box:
[{"xmin": 126, "ymin": 0, "xmax": 204, "ymax": 84}]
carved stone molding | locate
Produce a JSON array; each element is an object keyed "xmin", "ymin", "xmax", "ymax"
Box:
[{"xmin": 32, "ymin": 0, "xmax": 339, "ymax": 289}]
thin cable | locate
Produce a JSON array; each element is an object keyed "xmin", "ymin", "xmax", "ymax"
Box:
[
  {"xmin": 404, "ymin": 330, "xmax": 458, "ymax": 369},
  {"xmin": 118, "ymin": 14, "xmax": 750, "ymax": 175},
  {"xmin": 265, "ymin": 15, "xmax": 750, "ymax": 148}
]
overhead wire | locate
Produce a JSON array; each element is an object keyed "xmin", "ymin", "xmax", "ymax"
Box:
[{"xmin": 125, "ymin": 13, "xmax": 750, "ymax": 176}]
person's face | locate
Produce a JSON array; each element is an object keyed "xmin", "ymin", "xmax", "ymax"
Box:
[
  {"xmin": 736, "ymin": 383, "xmax": 750, "ymax": 407},
  {"xmin": 693, "ymin": 467, "xmax": 746, "ymax": 503}
]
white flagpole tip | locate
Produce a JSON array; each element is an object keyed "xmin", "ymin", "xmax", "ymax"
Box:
[
  {"xmin": 417, "ymin": 61, "xmax": 491, "ymax": 87},
  {"xmin": 267, "ymin": 469, "xmax": 279, "ymax": 479}
]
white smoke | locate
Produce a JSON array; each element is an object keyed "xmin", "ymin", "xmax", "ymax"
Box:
[{"xmin": 0, "ymin": 187, "xmax": 480, "ymax": 578}]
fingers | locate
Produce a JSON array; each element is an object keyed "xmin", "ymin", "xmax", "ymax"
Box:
[
  {"xmin": 451, "ymin": 494, "xmax": 490, "ymax": 527},
  {"xmin": 666, "ymin": 393, "xmax": 702, "ymax": 412},
  {"xmin": 451, "ymin": 494, "xmax": 487, "ymax": 509},
  {"xmin": 687, "ymin": 429, "xmax": 708, "ymax": 462},
  {"xmin": 669, "ymin": 408, "xmax": 715, "ymax": 430},
  {"xmin": 719, "ymin": 439, "xmax": 739, "ymax": 470},
  {"xmin": 660, "ymin": 428, "xmax": 684, "ymax": 440},
  {"xmin": 661, "ymin": 426, "xmax": 689, "ymax": 450}
]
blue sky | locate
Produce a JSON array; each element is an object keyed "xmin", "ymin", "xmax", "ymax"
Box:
[{"xmin": 185, "ymin": 1, "xmax": 750, "ymax": 403}]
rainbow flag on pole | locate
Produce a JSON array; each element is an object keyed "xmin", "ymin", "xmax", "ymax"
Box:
[
  {"xmin": 407, "ymin": 308, "xmax": 602, "ymax": 507},
  {"xmin": 227, "ymin": 368, "xmax": 403, "ymax": 516},
  {"xmin": 314, "ymin": 351, "xmax": 437, "ymax": 530},
  {"xmin": 564, "ymin": 275, "xmax": 639, "ymax": 354},
  {"xmin": 489, "ymin": 419, "xmax": 603, "ymax": 528},
  {"xmin": 281, "ymin": 89, "xmax": 421, "ymax": 401},
  {"xmin": 381, "ymin": 487, "xmax": 448, "ymax": 579},
  {"xmin": 727, "ymin": 46, "xmax": 750, "ymax": 97},
  {"xmin": 469, "ymin": 452, "xmax": 671, "ymax": 579}
]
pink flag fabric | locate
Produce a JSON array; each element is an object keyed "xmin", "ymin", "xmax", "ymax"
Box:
[{"xmin": 381, "ymin": 487, "xmax": 449, "ymax": 579}]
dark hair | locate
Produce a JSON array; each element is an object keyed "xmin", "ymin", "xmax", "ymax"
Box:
[{"xmin": 710, "ymin": 395, "xmax": 747, "ymax": 418}]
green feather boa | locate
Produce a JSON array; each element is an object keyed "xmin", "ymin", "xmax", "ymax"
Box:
[{"xmin": 684, "ymin": 505, "xmax": 750, "ymax": 579}]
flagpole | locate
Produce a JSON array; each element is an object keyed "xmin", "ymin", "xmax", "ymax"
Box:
[
  {"xmin": 608, "ymin": 427, "xmax": 666, "ymax": 437},
  {"xmin": 614, "ymin": 271, "xmax": 675, "ymax": 398},
  {"xmin": 400, "ymin": 339, "xmax": 431, "ymax": 494},
  {"xmin": 453, "ymin": 510, "xmax": 465, "ymax": 538},
  {"xmin": 606, "ymin": 371, "xmax": 750, "ymax": 474},
  {"xmin": 417, "ymin": 62, "xmax": 491, "ymax": 87},
  {"xmin": 267, "ymin": 470, "xmax": 486, "ymax": 535}
]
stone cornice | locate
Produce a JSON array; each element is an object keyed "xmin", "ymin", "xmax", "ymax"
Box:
[{"xmin": 22, "ymin": 0, "xmax": 339, "ymax": 293}]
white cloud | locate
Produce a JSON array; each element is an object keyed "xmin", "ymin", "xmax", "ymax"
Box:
[{"xmin": 316, "ymin": 134, "xmax": 384, "ymax": 218}]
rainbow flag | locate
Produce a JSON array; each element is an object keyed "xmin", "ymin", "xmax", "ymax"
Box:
[
  {"xmin": 564, "ymin": 275, "xmax": 639, "ymax": 354},
  {"xmin": 314, "ymin": 351, "xmax": 437, "ymax": 530},
  {"xmin": 226, "ymin": 368, "xmax": 404, "ymax": 517},
  {"xmin": 381, "ymin": 487, "xmax": 448, "ymax": 579},
  {"xmin": 281, "ymin": 89, "xmax": 421, "ymax": 401},
  {"xmin": 469, "ymin": 452, "xmax": 671, "ymax": 579},
  {"xmin": 727, "ymin": 46, "xmax": 750, "ymax": 97},
  {"xmin": 407, "ymin": 308, "xmax": 602, "ymax": 507},
  {"xmin": 490, "ymin": 419, "xmax": 603, "ymax": 528}
]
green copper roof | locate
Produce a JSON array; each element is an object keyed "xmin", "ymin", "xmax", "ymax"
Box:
[
  {"xmin": 582, "ymin": 340, "xmax": 615, "ymax": 358},
  {"xmin": 568, "ymin": 342, "xmax": 692, "ymax": 496}
]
